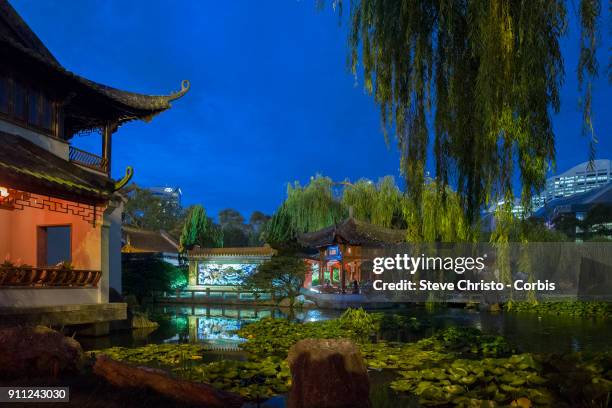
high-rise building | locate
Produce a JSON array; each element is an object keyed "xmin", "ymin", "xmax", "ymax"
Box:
[
  {"xmin": 148, "ymin": 186, "xmax": 182, "ymax": 207},
  {"xmin": 532, "ymin": 160, "xmax": 611, "ymax": 209},
  {"xmin": 481, "ymin": 160, "xmax": 612, "ymax": 231}
]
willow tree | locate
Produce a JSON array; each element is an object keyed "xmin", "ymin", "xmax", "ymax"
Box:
[
  {"xmin": 265, "ymin": 174, "xmax": 473, "ymax": 245},
  {"xmin": 264, "ymin": 175, "xmax": 346, "ymax": 245},
  {"xmin": 341, "ymin": 176, "xmax": 404, "ymax": 228},
  {"xmin": 179, "ymin": 205, "xmax": 223, "ymax": 251},
  {"xmin": 329, "ymin": 0, "xmax": 607, "ymax": 226},
  {"xmin": 403, "ymin": 182, "xmax": 475, "ymax": 243}
]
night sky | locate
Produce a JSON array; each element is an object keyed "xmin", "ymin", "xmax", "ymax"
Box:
[{"xmin": 11, "ymin": 0, "xmax": 611, "ymax": 220}]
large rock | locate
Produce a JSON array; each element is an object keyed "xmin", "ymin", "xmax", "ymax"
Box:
[
  {"xmin": 287, "ymin": 338, "xmax": 371, "ymax": 408},
  {"xmin": 93, "ymin": 355, "xmax": 243, "ymax": 408},
  {"xmin": 0, "ymin": 325, "xmax": 83, "ymax": 378}
]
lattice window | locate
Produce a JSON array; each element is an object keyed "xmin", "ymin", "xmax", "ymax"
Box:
[{"xmin": 0, "ymin": 187, "xmax": 103, "ymax": 225}]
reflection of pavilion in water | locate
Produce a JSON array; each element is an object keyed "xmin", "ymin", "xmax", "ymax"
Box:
[
  {"xmin": 179, "ymin": 305, "xmax": 280, "ymax": 345},
  {"xmin": 299, "ymin": 218, "xmax": 406, "ymax": 292},
  {"xmin": 154, "ymin": 304, "xmax": 340, "ymax": 345}
]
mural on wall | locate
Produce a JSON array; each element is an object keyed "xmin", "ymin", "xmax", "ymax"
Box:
[{"xmin": 197, "ymin": 263, "xmax": 258, "ymax": 286}]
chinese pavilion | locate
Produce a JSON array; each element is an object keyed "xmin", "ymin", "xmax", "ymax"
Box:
[
  {"xmin": 298, "ymin": 217, "xmax": 406, "ymax": 292},
  {"xmin": 0, "ymin": 0, "xmax": 188, "ymax": 332}
]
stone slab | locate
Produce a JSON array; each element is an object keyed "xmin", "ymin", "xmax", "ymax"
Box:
[{"xmin": 0, "ymin": 303, "xmax": 127, "ymax": 327}]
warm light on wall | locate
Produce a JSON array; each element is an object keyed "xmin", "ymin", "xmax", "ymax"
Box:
[{"xmin": 0, "ymin": 187, "xmax": 8, "ymax": 198}]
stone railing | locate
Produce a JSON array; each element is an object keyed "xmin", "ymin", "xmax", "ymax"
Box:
[{"xmin": 0, "ymin": 266, "xmax": 101, "ymax": 288}]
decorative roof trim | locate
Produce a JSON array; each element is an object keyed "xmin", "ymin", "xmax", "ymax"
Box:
[{"xmin": 188, "ymin": 246, "xmax": 277, "ymax": 259}]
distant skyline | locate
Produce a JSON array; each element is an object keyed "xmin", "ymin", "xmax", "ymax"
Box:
[{"xmin": 11, "ymin": 0, "xmax": 611, "ymax": 220}]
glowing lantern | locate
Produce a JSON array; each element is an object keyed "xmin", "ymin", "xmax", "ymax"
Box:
[{"xmin": 0, "ymin": 187, "xmax": 8, "ymax": 198}]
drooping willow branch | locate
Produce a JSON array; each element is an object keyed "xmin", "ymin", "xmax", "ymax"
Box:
[{"xmin": 329, "ymin": 0, "xmax": 605, "ymax": 226}]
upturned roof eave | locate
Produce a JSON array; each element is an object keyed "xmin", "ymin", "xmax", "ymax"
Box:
[{"xmin": 0, "ymin": 34, "xmax": 189, "ymax": 124}]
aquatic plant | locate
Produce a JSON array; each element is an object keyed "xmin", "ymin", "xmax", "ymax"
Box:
[
  {"xmin": 338, "ymin": 307, "xmax": 377, "ymax": 341},
  {"xmin": 88, "ymin": 311, "xmax": 612, "ymax": 405},
  {"xmin": 178, "ymin": 357, "xmax": 290, "ymax": 400},
  {"xmin": 505, "ymin": 301, "xmax": 611, "ymax": 318},
  {"xmin": 389, "ymin": 354, "xmax": 554, "ymax": 406},
  {"xmin": 87, "ymin": 344, "xmax": 206, "ymax": 367},
  {"xmin": 87, "ymin": 344, "xmax": 290, "ymax": 400},
  {"xmin": 374, "ymin": 313, "xmax": 426, "ymax": 332}
]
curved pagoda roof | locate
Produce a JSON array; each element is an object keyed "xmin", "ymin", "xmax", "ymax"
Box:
[
  {"xmin": 0, "ymin": 131, "xmax": 115, "ymax": 201},
  {"xmin": 122, "ymin": 226, "xmax": 179, "ymax": 254},
  {"xmin": 298, "ymin": 218, "xmax": 407, "ymax": 248},
  {"xmin": 0, "ymin": 0, "xmax": 189, "ymax": 136}
]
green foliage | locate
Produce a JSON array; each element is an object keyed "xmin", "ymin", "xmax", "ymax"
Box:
[
  {"xmin": 243, "ymin": 255, "xmax": 307, "ymax": 308},
  {"xmin": 88, "ymin": 311, "xmax": 612, "ymax": 405},
  {"xmin": 87, "ymin": 345, "xmax": 290, "ymax": 400},
  {"xmin": 179, "ymin": 205, "xmax": 223, "ymax": 251},
  {"xmin": 264, "ymin": 175, "xmax": 346, "ymax": 245},
  {"xmin": 389, "ymin": 354, "xmax": 554, "ymax": 406},
  {"xmin": 122, "ymin": 256, "xmax": 187, "ymax": 301},
  {"xmin": 124, "ymin": 186, "xmax": 184, "ymax": 236},
  {"xmin": 248, "ymin": 211, "xmax": 271, "ymax": 246},
  {"xmin": 505, "ymin": 301, "xmax": 611, "ymax": 318},
  {"xmin": 337, "ymin": 307, "xmax": 377, "ymax": 341},
  {"xmin": 264, "ymin": 174, "xmax": 474, "ymax": 245},
  {"xmin": 341, "ymin": 176, "xmax": 405, "ymax": 228},
  {"xmin": 404, "ymin": 182, "xmax": 476, "ymax": 242},
  {"xmin": 387, "ymin": 350, "xmax": 612, "ymax": 407},
  {"xmin": 218, "ymin": 208, "xmax": 247, "ymax": 247},
  {"xmin": 218, "ymin": 208, "xmax": 268, "ymax": 247},
  {"xmin": 329, "ymin": 0, "xmax": 606, "ymax": 229},
  {"xmin": 375, "ymin": 313, "xmax": 425, "ymax": 332},
  {"xmin": 180, "ymin": 357, "xmax": 290, "ymax": 400},
  {"xmin": 236, "ymin": 308, "xmax": 378, "ymax": 359},
  {"xmin": 360, "ymin": 327, "xmax": 611, "ymax": 407},
  {"xmin": 87, "ymin": 344, "xmax": 205, "ymax": 367},
  {"xmin": 433, "ymin": 327, "xmax": 514, "ymax": 357}
]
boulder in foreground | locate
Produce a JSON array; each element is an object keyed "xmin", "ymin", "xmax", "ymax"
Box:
[
  {"xmin": 287, "ymin": 338, "xmax": 371, "ymax": 408},
  {"xmin": 0, "ymin": 325, "xmax": 83, "ymax": 378}
]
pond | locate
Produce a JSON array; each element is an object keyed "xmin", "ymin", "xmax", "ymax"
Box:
[
  {"xmin": 77, "ymin": 303, "xmax": 612, "ymax": 408},
  {"xmin": 78, "ymin": 303, "xmax": 612, "ymax": 354}
]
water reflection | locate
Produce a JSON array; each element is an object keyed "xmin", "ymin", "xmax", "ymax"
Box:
[{"xmin": 78, "ymin": 304, "xmax": 612, "ymax": 354}]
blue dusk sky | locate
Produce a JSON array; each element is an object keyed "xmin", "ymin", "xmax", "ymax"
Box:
[{"xmin": 11, "ymin": 0, "xmax": 612, "ymax": 219}]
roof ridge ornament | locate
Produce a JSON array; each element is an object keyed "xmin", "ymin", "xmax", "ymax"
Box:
[
  {"xmin": 168, "ymin": 80, "xmax": 190, "ymax": 101},
  {"xmin": 114, "ymin": 166, "xmax": 134, "ymax": 191}
]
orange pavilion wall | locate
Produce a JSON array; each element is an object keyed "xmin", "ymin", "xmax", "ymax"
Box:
[{"xmin": 0, "ymin": 195, "xmax": 103, "ymax": 270}]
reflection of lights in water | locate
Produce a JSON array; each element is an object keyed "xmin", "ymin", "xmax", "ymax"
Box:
[
  {"xmin": 302, "ymin": 310, "xmax": 324, "ymax": 322},
  {"xmin": 571, "ymin": 338, "xmax": 581, "ymax": 352},
  {"xmin": 197, "ymin": 317, "xmax": 246, "ymax": 342},
  {"xmin": 163, "ymin": 335, "xmax": 180, "ymax": 343}
]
